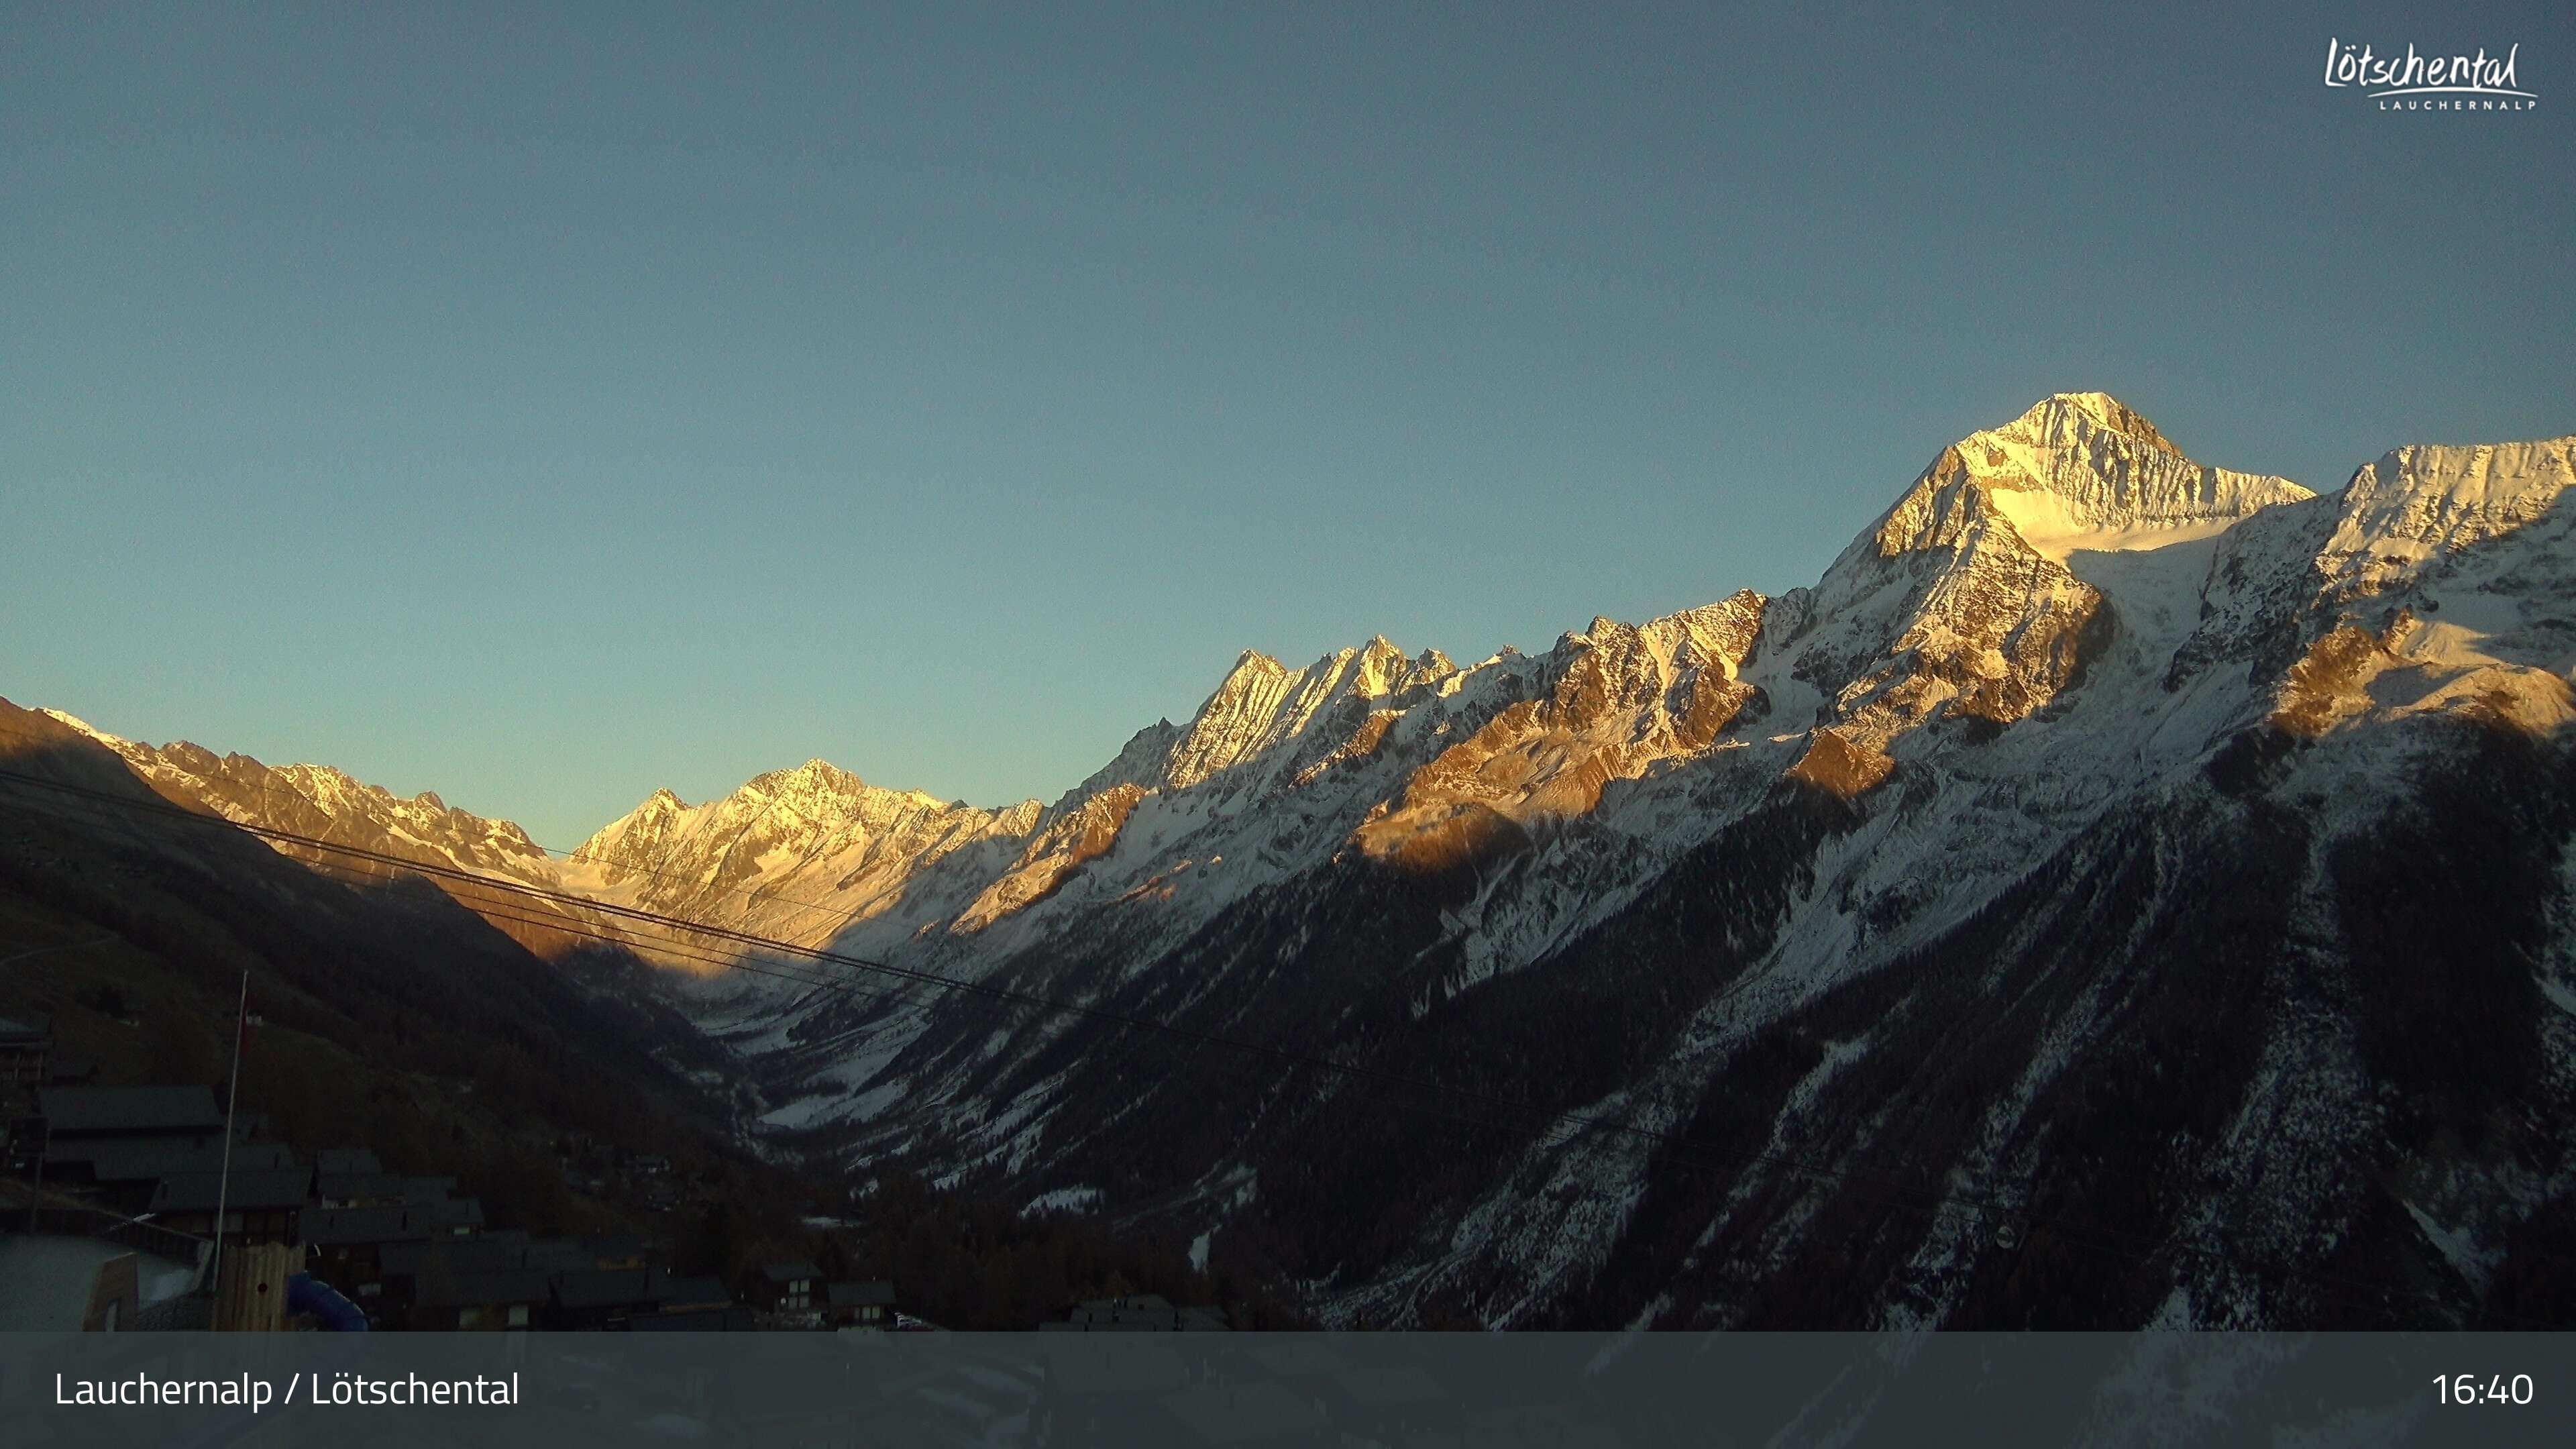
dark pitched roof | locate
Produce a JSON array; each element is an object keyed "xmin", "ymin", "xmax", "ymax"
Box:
[
  {"xmin": 552, "ymin": 1269, "xmax": 659, "ymax": 1309},
  {"xmin": 417, "ymin": 1267, "xmax": 555, "ymax": 1309},
  {"xmin": 382, "ymin": 1238, "xmax": 534, "ymax": 1279},
  {"xmin": 400, "ymin": 1176, "xmax": 458, "ymax": 1203},
  {"xmin": 45, "ymin": 1131, "xmax": 215, "ymax": 1169},
  {"xmin": 301, "ymin": 1206, "xmax": 428, "ymax": 1247},
  {"xmin": 655, "ymin": 1273, "xmax": 732, "ymax": 1310},
  {"xmin": 526, "ymin": 1240, "xmax": 602, "ymax": 1273},
  {"xmin": 760, "ymin": 1259, "xmax": 822, "ymax": 1283},
  {"xmin": 827, "ymin": 1281, "xmax": 896, "ymax": 1309},
  {"xmin": 315, "ymin": 1171, "xmax": 405, "ymax": 1201},
  {"xmin": 581, "ymin": 1233, "xmax": 646, "ymax": 1261},
  {"xmin": 38, "ymin": 1085, "xmax": 223, "ymax": 1136},
  {"xmin": 80, "ymin": 1138, "xmax": 297, "ymax": 1183},
  {"xmin": 408, "ymin": 1197, "xmax": 484, "ymax": 1231},
  {"xmin": 149, "ymin": 1168, "xmax": 311, "ymax": 1213},
  {"xmin": 528, "ymin": 1227, "xmax": 597, "ymax": 1263},
  {"xmin": 551, "ymin": 1267, "xmax": 733, "ymax": 1311},
  {"xmin": 313, "ymin": 1148, "xmax": 383, "ymax": 1176}
]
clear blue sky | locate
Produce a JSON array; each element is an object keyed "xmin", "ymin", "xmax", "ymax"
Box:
[{"xmin": 6, "ymin": 1, "xmax": 2569, "ymax": 847}]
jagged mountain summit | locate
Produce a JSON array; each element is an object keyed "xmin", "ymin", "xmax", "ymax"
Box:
[
  {"xmin": 21, "ymin": 392, "xmax": 2576, "ymax": 1330},
  {"xmin": 564, "ymin": 761, "xmax": 1040, "ymax": 950},
  {"xmin": 643, "ymin": 392, "xmax": 2357, "ymax": 974},
  {"xmin": 698, "ymin": 392, "xmax": 2576, "ymax": 1332},
  {"xmin": 28, "ymin": 710, "xmax": 1024, "ymax": 968},
  {"xmin": 26, "ymin": 710, "xmax": 625, "ymax": 955},
  {"xmin": 1778, "ymin": 392, "xmax": 2314, "ymax": 780},
  {"xmin": 39, "ymin": 710, "xmax": 559, "ymax": 884}
]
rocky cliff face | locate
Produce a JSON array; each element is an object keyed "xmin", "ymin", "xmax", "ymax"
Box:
[
  {"xmin": 38, "ymin": 716, "xmax": 553, "ymax": 881},
  {"xmin": 564, "ymin": 761, "xmax": 1042, "ymax": 952},
  {"xmin": 1770, "ymin": 394, "xmax": 2314, "ymax": 781},
  {"xmin": 29, "ymin": 714, "xmax": 612, "ymax": 955},
  {"xmin": 710, "ymin": 394, "xmax": 2576, "ymax": 1331}
]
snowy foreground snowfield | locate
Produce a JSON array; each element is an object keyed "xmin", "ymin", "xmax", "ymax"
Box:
[{"xmin": 65, "ymin": 394, "xmax": 2576, "ymax": 1327}]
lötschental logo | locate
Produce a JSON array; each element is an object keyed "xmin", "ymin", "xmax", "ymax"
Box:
[{"xmin": 2323, "ymin": 40, "xmax": 2536, "ymax": 111}]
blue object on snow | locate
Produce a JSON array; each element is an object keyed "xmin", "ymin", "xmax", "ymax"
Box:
[{"xmin": 286, "ymin": 1273, "xmax": 370, "ymax": 1331}]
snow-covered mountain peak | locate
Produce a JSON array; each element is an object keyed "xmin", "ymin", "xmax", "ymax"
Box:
[
  {"xmin": 753, "ymin": 757, "xmax": 864, "ymax": 796},
  {"xmin": 1879, "ymin": 394, "xmax": 2313, "ymax": 561},
  {"xmin": 1783, "ymin": 398, "xmax": 2315, "ymax": 769},
  {"xmin": 716, "ymin": 402, "xmax": 2576, "ymax": 1336},
  {"xmin": 1999, "ymin": 390, "xmax": 2180, "ymax": 454},
  {"xmin": 1350, "ymin": 635, "xmax": 1415, "ymax": 697},
  {"xmin": 22, "ymin": 717, "xmax": 602, "ymax": 953},
  {"xmin": 1220, "ymin": 649, "xmax": 1291, "ymax": 684},
  {"xmin": 36, "ymin": 708, "xmax": 137, "ymax": 753},
  {"xmin": 2319, "ymin": 435, "xmax": 2576, "ymax": 596},
  {"xmin": 563, "ymin": 756, "xmax": 1043, "ymax": 946},
  {"xmin": 35, "ymin": 714, "xmax": 548, "ymax": 857},
  {"xmin": 1155, "ymin": 635, "xmax": 1460, "ymax": 794},
  {"xmin": 568, "ymin": 790, "xmax": 699, "ymax": 873},
  {"xmin": 1617, "ymin": 592, "xmax": 1768, "ymax": 679}
]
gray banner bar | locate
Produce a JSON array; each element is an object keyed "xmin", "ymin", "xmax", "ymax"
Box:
[{"xmin": 2, "ymin": 1331, "xmax": 2569, "ymax": 1448}]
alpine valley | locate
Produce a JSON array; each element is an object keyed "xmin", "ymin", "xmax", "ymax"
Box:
[{"xmin": 23, "ymin": 393, "xmax": 2576, "ymax": 1329}]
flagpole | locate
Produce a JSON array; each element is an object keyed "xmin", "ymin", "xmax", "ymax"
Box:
[{"xmin": 208, "ymin": 970, "xmax": 248, "ymax": 1307}]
